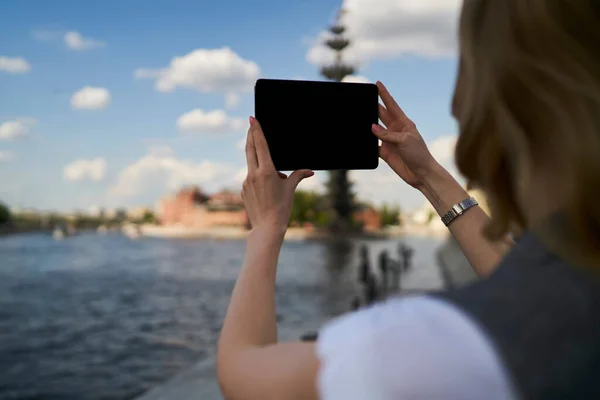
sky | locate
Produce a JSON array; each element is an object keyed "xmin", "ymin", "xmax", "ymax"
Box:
[{"xmin": 0, "ymin": 0, "xmax": 462, "ymax": 213}]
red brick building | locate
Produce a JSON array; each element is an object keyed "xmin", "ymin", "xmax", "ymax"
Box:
[
  {"xmin": 158, "ymin": 187, "xmax": 248, "ymax": 229},
  {"xmin": 354, "ymin": 206, "xmax": 382, "ymax": 231},
  {"xmin": 159, "ymin": 187, "xmax": 383, "ymax": 232}
]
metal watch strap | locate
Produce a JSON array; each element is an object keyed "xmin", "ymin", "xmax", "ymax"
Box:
[{"xmin": 441, "ymin": 197, "xmax": 479, "ymax": 227}]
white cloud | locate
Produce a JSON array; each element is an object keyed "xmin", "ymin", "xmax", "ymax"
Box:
[
  {"xmin": 0, "ymin": 56, "xmax": 31, "ymax": 73},
  {"xmin": 32, "ymin": 28, "xmax": 62, "ymax": 42},
  {"xmin": 177, "ymin": 109, "xmax": 244, "ymax": 134},
  {"xmin": 351, "ymin": 163, "xmax": 423, "ymax": 209},
  {"xmin": 0, "ymin": 118, "xmax": 36, "ymax": 140},
  {"xmin": 71, "ymin": 86, "xmax": 111, "ymax": 110},
  {"xmin": 64, "ymin": 158, "xmax": 107, "ymax": 182},
  {"xmin": 134, "ymin": 47, "xmax": 260, "ymax": 94},
  {"xmin": 0, "ymin": 151, "xmax": 14, "ymax": 163},
  {"xmin": 307, "ymin": 0, "xmax": 460, "ymax": 65},
  {"xmin": 148, "ymin": 145, "xmax": 175, "ymax": 158},
  {"xmin": 429, "ymin": 134, "xmax": 457, "ymax": 164},
  {"xmin": 297, "ymin": 172, "xmax": 324, "ymax": 192},
  {"xmin": 64, "ymin": 31, "xmax": 105, "ymax": 51},
  {"xmin": 342, "ymin": 75, "xmax": 370, "ymax": 83},
  {"xmin": 348, "ymin": 133, "xmax": 462, "ymax": 211},
  {"xmin": 235, "ymin": 167, "xmax": 248, "ymax": 183},
  {"xmin": 225, "ymin": 93, "xmax": 241, "ymax": 109},
  {"xmin": 236, "ymin": 136, "xmax": 247, "ymax": 151},
  {"xmin": 427, "ymin": 134, "xmax": 462, "ymax": 181},
  {"xmin": 110, "ymin": 147, "xmax": 240, "ymax": 198}
]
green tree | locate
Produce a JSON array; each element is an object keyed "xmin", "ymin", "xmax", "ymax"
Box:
[
  {"xmin": 380, "ymin": 204, "xmax": 401, "ymax": 227},
  {"xmin": 0, "ymin": 202, "xmax": 11, "ymax": 225},
  {"xmin": 320, "ymin": 11, "xmax": 358, "ymax": 232},
  {"xmin": 290, "ymin": 190, "xmax": 332, "ymax": 228},
  {"xmin": 426, "ymin": 209, "xmax": 436, "ymax": 224},
  {"xmin": 142, "ymin": 210, "xmax": 156, "ymax": 224},
  {"xmin": 290, "ymin": 191, "xmax": 315, "ymax": 225}
]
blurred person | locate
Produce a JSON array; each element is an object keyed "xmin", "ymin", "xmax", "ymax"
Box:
[{"xmin": 217, "ymin": 1, "xmax": 600, "ymax": 399}]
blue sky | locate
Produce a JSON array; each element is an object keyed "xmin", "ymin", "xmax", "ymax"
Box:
[{"xmin": 0, "ymin": 0, "xmax": 461, "ymax": 212}]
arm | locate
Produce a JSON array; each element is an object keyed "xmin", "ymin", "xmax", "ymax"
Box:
[
  {"xmin": 372, "ymin": 81, "xmax": 513, "ymax": 278},
  {"xmin": 217, "ymin": 228, "xmax": 319, "ymax": 400},
  {"xmin": 217, "ymin": 117, "xmax": 319, "ymax": 400},
  {"xmin": 420, "ymin": 163, "xmax": 514, "ymax": 277}
]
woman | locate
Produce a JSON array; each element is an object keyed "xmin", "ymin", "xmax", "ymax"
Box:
[{"xmin": 217, "ymin": 1, "xmax": 600, "ymax": 399}]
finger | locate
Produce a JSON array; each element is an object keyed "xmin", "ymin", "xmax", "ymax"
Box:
[
  {"xmin": 372, "ymin": 124, "xmax": 404, "ymax": 145},
  {"xmin": 287, "ymin": 170, "xmax": 314, "ymax": 189},
  {"xmin": 245, "ymin": 126, "xmax": 258, "ymax": 171},
  {"xmin": 376, "ymin": 81, "xmax": 410, "ymax": 122},
  {"xmin": 249, "ymin": 117, "xmax": 275, "ymax": 170},
  {"xmin": 378, "ymin": 103, "xmax": 393, "ymax": 127}
]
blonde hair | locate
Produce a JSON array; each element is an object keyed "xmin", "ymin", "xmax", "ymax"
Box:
[{"xmin": 454, "ymin": 0, "xmax": 600, "ymax": 268}]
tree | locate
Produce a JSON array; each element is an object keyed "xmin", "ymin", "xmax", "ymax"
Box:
[
  {"xmin": 142, "ymin": 210, "xmax": 156, "ymax": 224},
  {"xmin": 290, "ymin": 190, "xmax": 331, "ymax": 228},
  {"xmin": 320, "ymin": 10, "xmax": 358, "ymax": 232},
  {"xmin": 0, "ymin": 202, "xmax": 11, "ymax": 225},
  {"xmin": 426, "ymin": 209, "xmax": 436, "ymax": 224},
  {"xmin": 290, "ymin": 191, "xmax": 315, "ymax": 225},
  {"xmin": 380, "ymin": 203, "xmax": 402, "ymax": 227}
]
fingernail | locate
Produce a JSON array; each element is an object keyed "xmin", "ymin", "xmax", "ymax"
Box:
[
  {"xmin": 305, "ymin": 171, "xmax": 314, "ymax": 177},
  {"xmin": 249, "ymin": 116, "xmax": 255, "ymax": 125},
  {"xmin": 372, "ymin": 124, "xmax": 381, "ymax": 132}
]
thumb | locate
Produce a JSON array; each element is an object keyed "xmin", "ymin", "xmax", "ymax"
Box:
[
  {"xmin": 372, "ymin": 124, "xmax": 405, "ymax": 145},
  {"xmin": 288, "ymin": 169, "xmax": 314, "ymax": 189}
]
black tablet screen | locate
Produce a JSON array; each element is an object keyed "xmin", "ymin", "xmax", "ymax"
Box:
[{"xmin": 254, "ymin": 79, "xmax": 379, "ymax": 171}]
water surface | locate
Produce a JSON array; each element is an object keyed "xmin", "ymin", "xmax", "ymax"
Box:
[{"xmin": 0, "ymin": 232, "xmax": 443, "ymax": 400}]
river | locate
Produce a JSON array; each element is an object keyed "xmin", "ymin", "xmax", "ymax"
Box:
[{"xmin": 0, "ymin": 232, "xmax": 444, "ymax": 400}]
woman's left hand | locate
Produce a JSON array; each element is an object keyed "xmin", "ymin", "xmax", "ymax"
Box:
[{"xmin": 242, "ymin": 116, "xmax": 314, "ymax": 235}]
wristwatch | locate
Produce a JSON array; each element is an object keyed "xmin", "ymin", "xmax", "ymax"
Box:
[{"xmin": 441, "ymin": 197, "xmax": 479, "ymax": 227}]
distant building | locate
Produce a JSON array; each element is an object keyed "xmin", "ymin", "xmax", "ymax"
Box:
[
  {"xmin": 354, "ymin": 205, "xmax": 382, "ymax": 231},
  {"xmin": 104, "ymin": 208, "xmax": 127, "ymax": 220},
  {"xmin": 64, "ymin": 212, "xmax": 79, "ymax": 222},
  {"xmin": 158, "ymin": 187, "xmax": 248, "ymax": 229},
  {"xmin": 410, "ymin": 201, "xmax": 446, "ymax": 232},
  {"xmin": 206, "ymin": 189, "xmax": 244, "ymax": 211},
  {"xmin": 127, "ymin": 206, "xmax": 153, "ymax": 221},
  {"xmin": 88, "ymin": 206, "xmax": 103, "ymax": 218}
]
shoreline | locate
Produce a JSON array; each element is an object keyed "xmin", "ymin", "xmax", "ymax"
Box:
[
  {"xmin": 138, "ymin": 224, "xmax": 449, "ymax": 241},
  {"xmin": 0, "ymin": 224, "xmax": 449, "ymax": 241}
]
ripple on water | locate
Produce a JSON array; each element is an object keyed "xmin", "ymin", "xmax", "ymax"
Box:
[{"xmin": 0, "ymin": 232, "xmax": 443, "ymax": 399}]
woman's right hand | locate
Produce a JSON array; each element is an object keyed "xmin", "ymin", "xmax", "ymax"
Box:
[{"xmin": 371, "ymin": 81, "xmax": 440, "ymax": 191}]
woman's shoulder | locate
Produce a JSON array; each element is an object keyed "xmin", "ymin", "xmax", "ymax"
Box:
[{"xmin": 316, "ymin": 296, "xmax": 516, "ymax": 400}]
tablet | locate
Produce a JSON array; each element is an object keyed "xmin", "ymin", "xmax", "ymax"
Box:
[{"xmin": 254, "ymin": 79, "xmax": 379, "ymax": 171}]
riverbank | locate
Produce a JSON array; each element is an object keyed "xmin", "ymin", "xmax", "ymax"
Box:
[
  {"xmin": 0, "ymin": 222, "xmax": 449, "ymax": 242},
  {"xmin": 139, "ymin": 224, "xmax": 449, "ymax": 241}
]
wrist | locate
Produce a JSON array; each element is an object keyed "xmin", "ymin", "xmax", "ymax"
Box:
[
  {"xmin": 248, "ymin": 224, "xmax": 286, "ymax": 243},
  {"xmin": 418, "ymin": 163, "xmax": 470, "ymax": 215},
  {"xmin": 418, "ymin": 161, "xmax": 451, "ymax": 194},
  {"xmin": 245, "ymin": 226, "xmax": 285, "ymax": 271}
]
